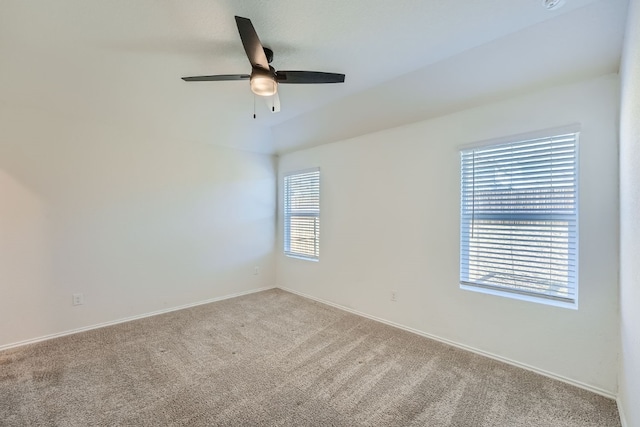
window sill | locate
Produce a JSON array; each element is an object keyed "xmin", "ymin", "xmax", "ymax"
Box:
[
  {"xmin": 284, "ymin": 254, "xmax": 319, "ymax": 262},
  {"xmin": 460, "ymin": 283, "xmax": 577, "ymax": 310}
]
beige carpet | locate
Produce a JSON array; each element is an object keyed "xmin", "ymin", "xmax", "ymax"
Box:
[{"xmin": 0, "ymin": 289, "xmax": 621, "ymax": 426}]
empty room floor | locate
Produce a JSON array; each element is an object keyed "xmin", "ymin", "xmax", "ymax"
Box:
[{"xmin": 0, "ymin": 289, "xmax": 621, "ymax": 426}]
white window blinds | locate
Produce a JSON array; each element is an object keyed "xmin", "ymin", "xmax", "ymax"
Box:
[
  {"xmin": 284, "ymin": 168, "xmax": 320, "ymax": 260},
  {"xmin": 460, "ymin": 132, "xmax": 578, "ymax": 303}
]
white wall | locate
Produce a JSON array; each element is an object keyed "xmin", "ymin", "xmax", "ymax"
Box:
[
  {"xmin": 619, "ymin": 0, "xmax": 640, "ymax": 423},
  {"xmin": 277, "ymin": 74, "xmax": 620, "ymax": 395},
  {"xmin": 0, "ymin": 104, "xmax": 276, "ymax": 348},
  {"xmin": 0, "ymin": 169, "xmax": 54, "ymax": 346}
]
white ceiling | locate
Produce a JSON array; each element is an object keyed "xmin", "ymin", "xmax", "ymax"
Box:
[{"xmin": 0, "ymin": 0, "xmax": 629, "ymax": 155}]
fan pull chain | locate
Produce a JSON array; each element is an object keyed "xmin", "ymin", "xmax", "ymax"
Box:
[{"xmin": 253, "ymin": 95, "xmax": 256, "ymax": 119}]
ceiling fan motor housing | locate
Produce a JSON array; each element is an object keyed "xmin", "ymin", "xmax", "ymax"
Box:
[{"xmin": 263, "ymin": 47, "xmax": 274, "ymax": 64}]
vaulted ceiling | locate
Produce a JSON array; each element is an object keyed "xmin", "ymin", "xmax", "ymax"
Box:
[{"xmin": 0, "ymin": 0, "xmax": 629, "ymax": 154}]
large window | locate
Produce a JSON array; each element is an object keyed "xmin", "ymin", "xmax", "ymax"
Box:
[
  {"xmin": 284, "ymin": 168, "xmax": 320, "ymax": 260},
  {"xmin": 460, "ymin": 130, "xmax": 578, "ymax": 305}
]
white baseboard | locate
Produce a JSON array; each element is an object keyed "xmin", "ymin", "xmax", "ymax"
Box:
[
  {"xmin": 1, "ymin": 284, "xmax": 618, "ymax": 404},
  {"xmin": 278, "ymin": 286, "xmax": 617, "ymax": 401},
  {"xmin": 617, "ymin": 398, "xmax": 628, "ymax": 427},
  {"xmin": 0, "ymin": 286, "xmax": 275, "ymax": 352}
]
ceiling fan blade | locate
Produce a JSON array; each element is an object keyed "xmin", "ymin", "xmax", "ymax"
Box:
[
  {"xmin": 182, "ymin": 74, "xmax": 249, "ymax": 82},
  {"xmin": 276, "ymin": 71, "xmax": 345, "ymax": 84},
  {"xmin": 235, "ymin": 16, "xmax": 269, "ymax": 70},
  {"xmin": 265, "ymin": 92, "xmax": 281, "ymax": 113}
]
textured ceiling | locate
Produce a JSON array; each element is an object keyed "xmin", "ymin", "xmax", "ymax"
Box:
[{"xmin": 0, "ymin": 0, "xmax": 628, "ymax": 154}]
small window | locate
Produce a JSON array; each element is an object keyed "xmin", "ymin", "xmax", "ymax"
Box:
[
  {"xmin": 460, "ymin": 131, "xmax": 578, "ymax": 305},
  {"xmin": 284, "ymin": 168, "xmax": 320, "ymax": 260}
]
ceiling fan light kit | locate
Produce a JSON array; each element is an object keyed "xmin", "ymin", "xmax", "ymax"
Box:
[
  {"xmin": 182, "ymin": 16, "xmax": 345, "ymax": 114},
  {"xmin": 250, "ymin": 67, "xmax": 278, "ymax": 96}
]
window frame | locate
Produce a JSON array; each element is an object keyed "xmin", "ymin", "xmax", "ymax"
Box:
[
  {"xmin": 283, "ymin": 167, "xmax": 320, "ymax": 261},
  {"xmin": 459, "ymin": 126, "xmax": 580, "ymax": 308}
]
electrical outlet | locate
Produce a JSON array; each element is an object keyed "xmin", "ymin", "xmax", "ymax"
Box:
[
  {"xmin": 391, "ymin": 291, "xmax": 397, "ymax": 302},
  {"xmin": 253, "ymin": 266, "xmax": 260, "ymax": 275},
  {"xmin": 72, "ymin": 293, "xmax": 84, "ymax": 306}
]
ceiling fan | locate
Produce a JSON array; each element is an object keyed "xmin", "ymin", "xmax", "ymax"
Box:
[{"xmin": 182, "ymin": 16, "xmax": 346, "ymax": 114}]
